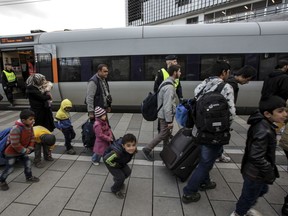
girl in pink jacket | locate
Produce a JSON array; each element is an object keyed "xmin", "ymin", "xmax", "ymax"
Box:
[{"xmin": 92, "ymin": 106, "xmax": 113, "ymax": 165}]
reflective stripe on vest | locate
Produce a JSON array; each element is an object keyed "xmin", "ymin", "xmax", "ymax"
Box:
[
  {"xmin": 161, "ymin": 68, "xmax": 179, "ymax": 88},
  {"xmin": 2, "ymin": 70, "xmax": 16, "ymax": 83}
]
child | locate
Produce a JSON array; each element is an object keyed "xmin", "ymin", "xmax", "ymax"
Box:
[
  {"xmin": 0, "ymin": 109, "xmax": 40, "ymax": 191},
  {"xmin": 103, "ymin": 133, "xmax": 137, "ymax": 199},
  {"xmin": 41, "ymin": 80, "xmax": 53, "ymax": 107},
  {"xmin": 54, "ymin": 99, "xmax": 76, "ymax": 155},
  {"xmin": 33, "ymin": 125, "xmax": 56, "ymax": 168},
  {"xmin": 92, "ymin": 106, "xmax": 113, "ymax": 165},
  {"xmin": 230, "ymin": 96, "xmax": 287, "ymax": 216}
]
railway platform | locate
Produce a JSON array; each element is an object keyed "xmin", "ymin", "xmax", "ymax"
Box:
[{"xmin": 0, "ymin": 110, "xmax": 287, "ymax": 216}]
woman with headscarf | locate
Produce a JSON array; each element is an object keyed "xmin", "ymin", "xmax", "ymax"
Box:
[{"xmin": 26, "ymin": 74, "xmax": 55, "ymax": 132}]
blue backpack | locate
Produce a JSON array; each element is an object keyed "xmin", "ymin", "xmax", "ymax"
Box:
[
  {"xmin": 175, "ymin": 99, "xmax": 196, "ymax": 128},
  {"xmin": 0, "ymin": 127, "xmax": 12, "ymax": 165}
]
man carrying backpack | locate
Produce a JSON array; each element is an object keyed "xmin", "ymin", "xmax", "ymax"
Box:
[
  {"xmin": 182, "ymin": 60, "xmax": 235, "ymax": 203},
  {"xmin": 142, "ymin": 64, "xmax": 181, "ymax": 161}
]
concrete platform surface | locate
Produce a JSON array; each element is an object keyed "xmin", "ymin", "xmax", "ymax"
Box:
[{"xmin": 0, "ymin": 111, "xmax": 287, "ymax": 216}]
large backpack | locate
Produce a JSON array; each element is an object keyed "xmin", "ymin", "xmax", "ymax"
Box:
[
  {"xmin": 194, "ymin": 82, "xmax": 231, "ymax": 145},
  {"xmin": 81, "ymin": 119, "xmax": 96, "ymax": 150},
  {"xmin": 141, "ymin": 82, "xmax": 173, "ymax": 121},
  {"xmin": 0, "ymin": 127, "xmax": 12, "ymax": 165}
]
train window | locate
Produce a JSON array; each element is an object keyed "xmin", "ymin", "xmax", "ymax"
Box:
[
  {"xmin": 200, "ymin": 54, "xmax": 244, "ymax": 80},
  {"xmin": 58, "ymin": 57, "xmax": 81, "ymax": 82},
  {"xmin": 92, "ymin": 56, "xmax": 130, "ymax": 81},
  {"xmin": 144, "ymin": 55, "xmax": 186, "ymax": 81},
  {"xmin": 258, "ymin": 53, "xmax": 276, "ymax": 81},
  {"xmin": 37, "ymin": 53, "xmax": 53, "ymax": 82}
]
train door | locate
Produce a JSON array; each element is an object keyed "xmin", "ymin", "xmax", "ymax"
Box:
[
  {"xmin": 0, "ymin": 48, "xmax": 35, "ymax": 100},
  {"xmin": 34, "ymin": 44, "xmax": 62, "ymax": 104}
]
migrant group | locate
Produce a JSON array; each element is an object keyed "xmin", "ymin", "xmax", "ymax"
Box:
[{"xmin": 1, "ymin": 57, "xmax": 288, "ymax": 216}]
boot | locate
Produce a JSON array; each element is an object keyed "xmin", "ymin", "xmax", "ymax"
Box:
[{"xmin": 282, "ymin": 195, "xmax": 288, "ymax": 216}]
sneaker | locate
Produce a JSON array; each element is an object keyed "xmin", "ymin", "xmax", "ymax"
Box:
[
  {"xmin": 245, "ymin": 209, "xmax": 263, "ymax": 216},
  {"xmin": 44, "ymin": 156, "xmax": 54, "ymax": 161},
  {"xmin": 114, "ymin": 191, "xmax": 125, "ymax": 199},
  {"xmin": 199, "ymin": 181, "xmax": 216, "ymax": 191},
  {"xmin": 0, "ymin": 181, "xmax": 9, "ymax": 191},
  {"xmin": 216, "ymin": 153, "xmax": 231, "ymax": 163},
  {"xmin": 66, "ymin": 148, "xmax": 76, "ymax": 155},
  {"xmin": 142, "ymin": 148, "xmax": 153, "ymax": 161},
  {"xmin": 182, "ymin": 192, "xmax": 201, "ymax": 203},
  {"xmin": 92, "ymin": 161, "xmax": 100, "ymax": 166},
  {"xmin": 230, "ymin": 211, "xmax": 240, "ymax": 216},
  {"xmin": 26, "ymin": 176, "xmax": 40, "ymax": 182},
  {"xmin": 34, "ymin": 162, "xmax": 45, "ymax": 168}
]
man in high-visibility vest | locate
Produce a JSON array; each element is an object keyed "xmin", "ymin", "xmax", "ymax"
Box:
[
  {"xmin": 153, "ymin": 55, "xmax": 183, "ymax": 133},
  {"xmin": 154, "ymin": 55, "xmax": 183, "ymax": 100},
  {"xmin": 1, "ymin": 63, "xmax": 17, "ymax": 106}
]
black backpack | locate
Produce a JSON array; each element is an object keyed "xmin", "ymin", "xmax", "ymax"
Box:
[
  {"xmin": 194, "ymin": 82, "xmax": 231, "ymax": 145},
  {"xmin": 141, "ymin": 82, "xmax": 173, "ymax": 121},
  {"xmin": 81, "ymin": 119, "xmax": 96, "ymax": 150}
]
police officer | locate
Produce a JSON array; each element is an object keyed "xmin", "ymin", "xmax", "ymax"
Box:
[
  {"xmin": 1, "ymin": 63, "xmax": 17, "ymax": 106},
  {"xmin": 154, "ymin": 55, "xmax": 183, "ymax": 100}
]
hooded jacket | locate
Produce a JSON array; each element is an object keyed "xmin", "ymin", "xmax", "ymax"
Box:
[
  {"xmin": 241, "ymin": 110, "xmax": 279, "ymax": 184},
  {"xmin": 103, "ymin": 138, "xmax": 135, "ymax": 168},
  {"xmin": 4, "ymin": 120, "xmax": 35, "ymax": 157},
  {"xmin": 261, "ymin": 69, "xmax": 288, "ymax": 101},
  {"xmin": 55, "ymin": 99, "xmax": 73, "ymax": 129}
]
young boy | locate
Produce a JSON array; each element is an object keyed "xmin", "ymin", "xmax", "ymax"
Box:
[
  {"xmin": 54, "ymin": 99, "xmax": 76, "ymax": 155},
  {"xmin": 230, "ymin": 96, "xmax": 287, "ymax": 216},
  {"xmin": 0, "ymin": 109, "xmax": 40, "ymax": 191},
  {"xmin": 33, "ymin": 125, "xmax": 56, "ymax": 168},
  {"xmin": 103, "ymin": 133, "xmax": 137, "ymax": 199}
]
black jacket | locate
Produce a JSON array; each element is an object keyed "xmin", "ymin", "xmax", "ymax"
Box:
[
  {"xmin": 103, "ymin": 138, "xmax": 135, "ymax": 168},
  {"xmin": 226, "ymin": 76, "xmax": 239, "ymax": 103},
  {"xmin": 261, "ymin": 70, "xmax": 288, "ymax": 101},
  {"xmin": 241, "ymin": 110, "xmax": 279, "ymax": 184}
]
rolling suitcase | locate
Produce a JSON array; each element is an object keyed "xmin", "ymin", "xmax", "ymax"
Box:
[{"xmin": 160, "ymin": 128, "xmax": 200, "ymax": 182}]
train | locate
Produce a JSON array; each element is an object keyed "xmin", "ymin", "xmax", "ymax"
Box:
[{"xmin": 0, "ymin": 21, "xmax": 288, "ymax": 114}]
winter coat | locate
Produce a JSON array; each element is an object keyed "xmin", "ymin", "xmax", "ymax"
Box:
[
  {"xmin": 55, "ymin": 99, "xmax": 73, "ymax": 129},
  {"xmin": 241, "ymin": 110, "xmax": 279, "ymax": 184},
  {"xmin": 103, "ymin": 138, "xmax": 135, "ymax": 168},
  {"xmin": 93, "ymin": 118, "xmax": 113, "ymax": 155},
  {"xmin": 261, "ymin": 70, "xmax": 288, "ymax": 101},
  {"xmin": 4, "ymin": 120, "xmax": 35, "ymax": 157},
  {"xmin": 157, "ymin": 77, "xmax": 177, "ymax": 123},
  {"xmin": 26, "ymin": 85, "xmax": 55, "ymax": 132}
]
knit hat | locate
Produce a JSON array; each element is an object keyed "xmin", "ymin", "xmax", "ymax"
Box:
[
  {"xmin": 165, "ymin": 55, "xmax": 177, "ymax": 61},
  {"xmin": 94, "ymin": 106, "xmax": 106, "ymax": 118}
]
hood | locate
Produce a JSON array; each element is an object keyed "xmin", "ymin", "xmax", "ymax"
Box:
[
  {"xmin": 55, "ymin": 99, "xmax": 72, "ymax": 120},
  {"xmin": 15, "ymin": 119, "xmax": 26, "ymax": 127},
  {"xmin": 268, "ymin": 70, "xmax": 286, "ymax": 78},
  {"xmin": 247, "ymin": 110, "xmax": 266, "ymax": 125},
  {"xmin": 111, "ymin": 138, "xmax": 124, "ymax": 154}
]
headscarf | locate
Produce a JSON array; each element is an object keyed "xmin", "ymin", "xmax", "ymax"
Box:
[{"xmin": 26, "ymin": 74, "xmax": 46, "ymax": 91}]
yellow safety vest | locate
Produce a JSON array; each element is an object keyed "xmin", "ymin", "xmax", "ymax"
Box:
[
  {"xmin": 161, "ymin": 68, "xmax": 179, "ymax": 88},
  {"xmin": 2, "ymin": 70, "xmax": 16, "ymax": 83}
]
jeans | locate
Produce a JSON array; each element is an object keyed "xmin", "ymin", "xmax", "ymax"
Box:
[
  {"xmin": 183, "ymin": 144, "xmax": 222, "ymax": 195},
  {"xmin": 0, "ymin": 155, "xmax": 32, "ymax": 182},
  {"xmin": 235, "ymin": 175, "xmax": 268, "ymax": 216},
  {"xmin": 105, "ymin": 164, "xmax": 131, "ymax": 193},
  {"xmin": 92, "ymin": 153, "xmax": 101, "ymax": 163},
  {"xmin": 62, "ymin": 127, "xmax": 76, "ymax": 151}
]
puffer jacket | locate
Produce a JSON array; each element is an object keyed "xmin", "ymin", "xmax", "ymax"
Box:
[
  {"xmin": 241, "ymin": 110, "xmax": 279, "ymax": 184},
  {"xmin": 54, "ymin": 99, "xmax": 73, "ymax": 129}
]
